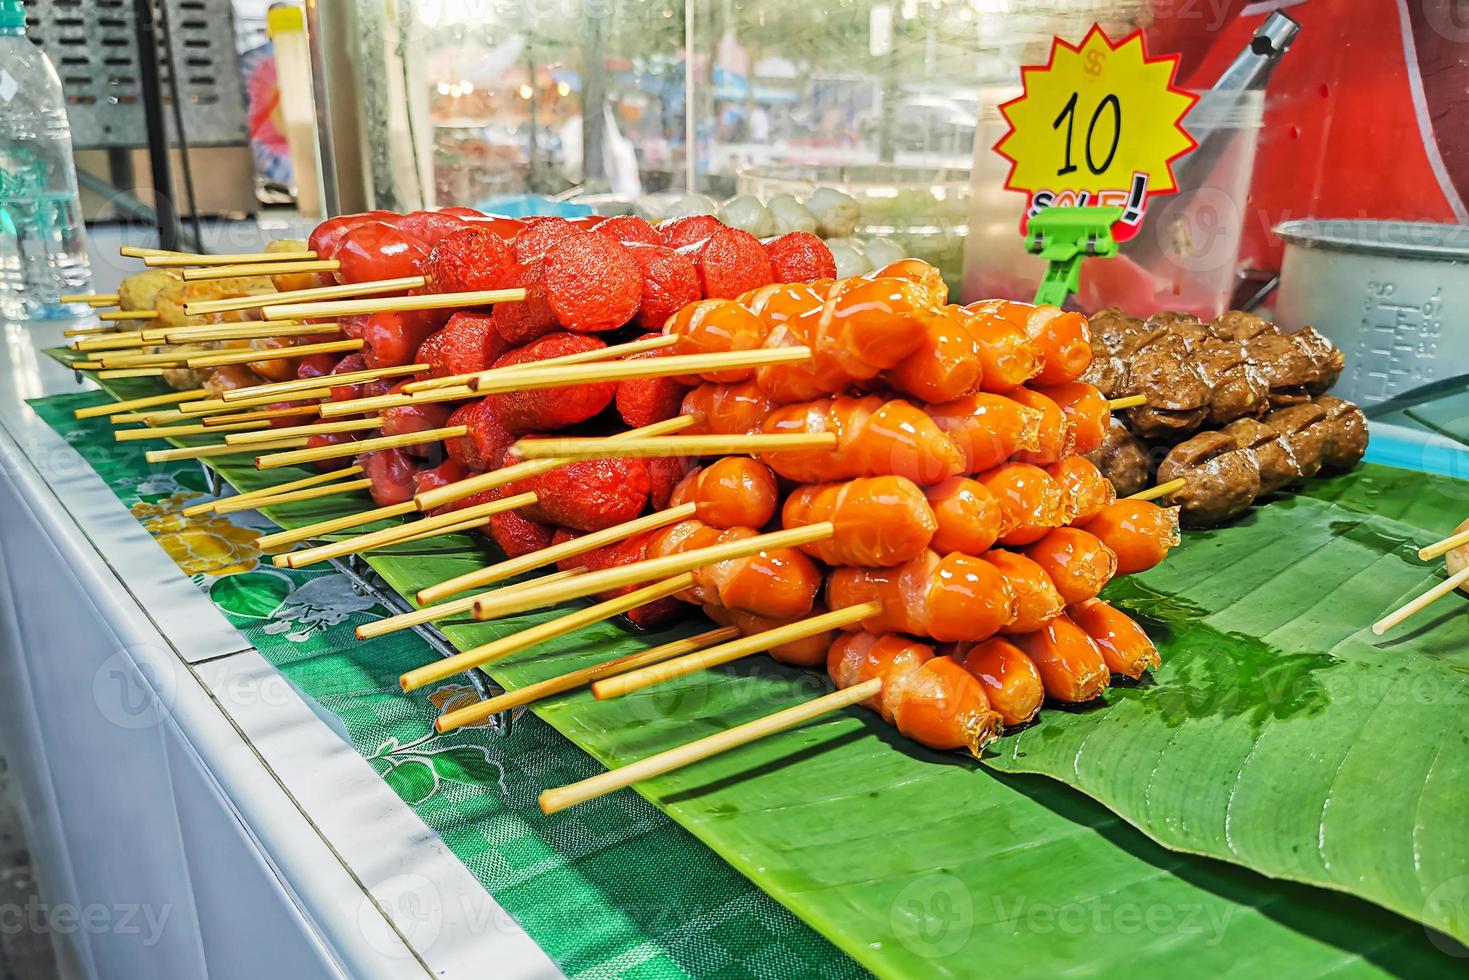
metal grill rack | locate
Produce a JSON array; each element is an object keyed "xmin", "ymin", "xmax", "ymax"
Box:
[{"xmin": 22, "ymin": 0, "xmax": 247, "ymax": 150}]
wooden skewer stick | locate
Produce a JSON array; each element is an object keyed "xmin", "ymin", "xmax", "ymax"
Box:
[
  {"xmin": 414, "ymin": 415, "xmax": 695, "ymax": 512},
  {"xmin": 181, "ymin": 464, "xmax": 364, "ymax": 517},
  {"xmin": 72, "ymin": 333, "xmax": 151, "ymax": 352},
  {"xmin": 202, "ymin": 404, "xmax": 321, "ymax": 426},
  {"xmin": 175, "ymin": 387, "xmax": 334, "ymax": 416},
  {"xmin": 468, "ymin": 346, "xmax": 810, "ymax": 395},
  {"xmin": 1371, "ymin": 566, "xmax": 1469, "ymax": 635},
  {"xmin": 220, "ymin": 363, "xmax": 428, "ymax": 402},
  {"xmin": 99, "ymin": 368, "xmax": 166, "ymax": 379},
  {"xmin": 63, "ymin": 324, "xmax": 125, "ymax": 338},
  {"xmin": 316, "ymin": 385, "xmax": 475, "ymax": 418},
  {"xmin": 1419, "ymin": 527, "xmax": 1469, "ymax": 562},
  {"xmin": 183, "ymin": 259, "xmax": 339, "ymax": 281},
  {"xmin": 414, "ymin": 501, "xmax": 698, "ymax": 608},
  {"xmin": 61, "ymin": 293, "xmax": 118, "ymax": 304},
  {"xmin": 402, "ymin": 333, "xmax": 678, "ymax": 393},
  {"xmin": 538, "ymin": 677, "xmax": 884, "ymax": 815},
  {"xmin": 162, "ymin": 322, "xmax": 342, "ymax": 344},
  {"xmin": 1108, "ymin": 394, "xmax": 1147, "ymax": 410},
  {"xmin": 354, "ymin": 567, "xmax": 590, "ymax": 639},
  {"xmin": 216, "ymin": 478, "xmax": 374, "ymax": 515},
  {"xmin": 185, "ymin": 338, "xmax": 364, "ymax": 369},
  {"xmin": 144, "ymin": 249, "xmax": 318, "ymax": 267},
  {"xmin": 120, "ymin": 246, "xmax": 182, "ymax": 258},
  {"xmin": 280, "ymin": 491, "xmax": 538, "ymax": 569},
  {"xmin": 71, "ymin": 360, "xmax": 104, "ymax": 370},
  {"xmin": 471, "ymin": 524, "xmax": 833, "ymax": 623},
  {"xmin": 256, "ymin": 424, "xmax": 467, "ymax": 470},
  {"xmin": 185, "ymin": 276, "xmax": 425, "ymax": 317},
  {"xmin": 225, "ymin": 415, "xmax": 382, "ymax": 445},
  {"xmin": 263, "ymin": 286, "xmax": 525, "ymax": 322},
  {"xmin": 146, "ymin": 436, "xmax": 309, "ymax": 463},
  {"xmin": 592, "ymin": 603, "xmax": 879, "ymax": 700},
  {"xmin": 74, "ymin": 388, "xmax": 208, "ymax": 419},
  {"xmin": 510, "ymin": 432, "xmax": 838, "ymax": 462},
  {"xmin": 365, "ymin": 503, "xmax": 698, "ymax": 639},
  {"xmin": 255, "ymin": 500, "xmax": 417, "ymax": 550},
  {"xmin": 99, "ymin": 310, "xmax": 159, "ymax": 322},
  {"xmin": 399, "ymin": 575, "xmax": 695, "ymax": 692},
  {"xmin": 98, "ymin": 346, "xmax": 212, "ymax": 368},
  {"xmin": 1126, "ymin": 478, "xmax": 1186, "ymax": 503},
  {"xmin": 86, "ymin": 297, "xmax": 121, "ymax": 308},
  {"xmin": 435, "ymin": 627, "xmax": 740, "ymax": 733},
  {"xmin": 115, "ymin": 418, "xmax": 274, "ymax": 442}
]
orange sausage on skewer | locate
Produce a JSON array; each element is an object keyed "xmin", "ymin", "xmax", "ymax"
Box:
[
  {"xmin": 885, "ymin": 307, "xmax": 984, "ymax": 403},
  {"xmin": 957, "ymin": 637, "xmax": 1046, "ymax": 727},
  {"xmin": 680, "ymin": 380, "xmax": 775, "ymax": 436},
  {"xmin": 923, "ymin": 476, "xmax": 1004, "ymax": 556},
  {"xmin": 954, "ymin": 304, "xmax": 1042, "ymax": 393},
  {"xmin": 1080, "ymin": 499, "xmax": 1182, "ymax": 575},
  {"xmin": 1069, "ymin": 598, "xmax": 1161, "ymax": 679},
  {"xmin": 926, "ymin": 392, "xmax": 1043, "ymax": 473},
  {"xmin": 760, "ymin": 395, "xmax": 966, "ymax": 486},
  {"xmin": 1008, "ymin": 386, "xmax": 1074, "ymax": 466},
  {"xmin": 1011, "ymin": 614, "xmax": 1111, "ymax": 703},
  {"xmin": 828, "ymin": 632, "xmax": 1002, "ymax": 755},
  {"xmin": 864, "ymin": 258, "xmax": 948, "ymax": 307},
  {"xmin": 979, "ymin": 550, "xmax": 1065, "ymax": 635},
  {"xmin": 782, "ymin": 476, "xmax": 937, "ymax": 567},
  {"xmin": 976, "ymin": 300, "xmax": 1093, "ymax": 386},
  {"xmin": 1033, "ymin": 381, "xmax": 1110, "ymax": 456},
  {"xmin": 977, "ymin": 462, "xmax": 1065, "ymax": 547},
  {"xmin": 669, "ymin": 457, "xmax": 780, "ymax": 529},
  {"xmin": 647, "ymin": 519, "xmax": 822, "ymax": 620},
  {"xmin": 705, "ymin": 605, "xmax": 834, "ymax": 668},
  {"xmin": 827, "ymin": 549, "xmax": 1017, "ymax": 643},
  {"xmin": 1044, "ymin": 455, "xmax": 1116, "ymax": 525},
  {"xmin": 1023, "ymin": 527, "xmax": 1118, "ymax": 606},
  {"xmin": 664, "ymin": 299, "xmax": 770, "ymax": 382}
]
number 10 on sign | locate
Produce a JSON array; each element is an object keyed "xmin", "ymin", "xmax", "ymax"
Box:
[{"xmin": 994, "ymin": 26, "xmax": 1197, "ymax": 242}]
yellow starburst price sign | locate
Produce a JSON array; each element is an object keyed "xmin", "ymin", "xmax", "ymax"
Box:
[{"xmin": 995, "ymin": 26, "xmax": 1198, "ymax": 242}]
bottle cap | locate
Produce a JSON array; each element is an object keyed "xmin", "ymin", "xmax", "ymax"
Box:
[{"xmin": 0, "ymin": 0, "xmax": 24, "ymax": 30}]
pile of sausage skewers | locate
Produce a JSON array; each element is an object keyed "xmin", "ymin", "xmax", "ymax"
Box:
[{"xmin": 71, "ymin": 208, "xmax": 1184, "ymax": 813}]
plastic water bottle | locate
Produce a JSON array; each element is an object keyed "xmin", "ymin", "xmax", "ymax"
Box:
[{"xmin": 0, "ymin": 0, "xmax": 90, "ymax": 320}]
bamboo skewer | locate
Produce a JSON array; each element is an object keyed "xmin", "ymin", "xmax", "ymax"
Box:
[
  {"xmin": 220, "ymin": 363, "xmax": 428, "ymax": 402},
  {"xmin": 97, "ymin": 346, "xmax": 212, "ymax": 368},
  {"xmin": 402, "ymin": 333, "xmax": 678, "ymax": 393},
  {"xmin": 263, "ymin": 286, "xmax": 525, "ymax": 322},
  {"xmin": 181, "ymin": 464, "xmax": 365, "ymax": 517},
  {"xmin": 1420, "ymin": 528, "xmax": 1469, "ymax": 563},
  {"xmin": 99, "ymin": 310, "xmax": 159, "ymax": 322},
  {"xmin": 75, "ymin": 388, "xmax": 208, "ymax": 419},
  {"xmin": 316, "ymin": 385, "xmax": 475, "ymax": 418},
  {"xmin": 362, "ymin": 503, "xmax": 698, "ymax": 640},
  {"xmin": 279, "ymin": 491, "xmax": 539, "ymax": 568},
  {"xmin": 1372, "ymin": 566, "xmax": 1469, "ymax": 635},
  {"xmin": 175, "ymin": 387, "xmax": 333, "ymax": 416},
  {"xmin": 99, "ymin": 368, "xmax": 167, "ymax": 379},
  {"xmin": 146, "ymin": 436, "xmax": 309, "ymax": 463},
  {"xmin": 183, "ymin": 259, "xmax": 339, "ymax": 281},
  {"xmin": 357, "ymin": 564, "xmax": 596, "ymax": 642},
  {"xmin": 509, "ymin": 433, "xmax": 838, "ymax": 461},
  {"xmin": 184, "ymin": 338, "xmax": 364, "ymax": 369},
  {"xmin": 400, "ymin": 575, "xmax": 696, "ymax": 692},
  {"xmin": 414, "ymin": 502, "xmax": 698, "ymax": 607},
  {"xmin": 256, "ymin": 500, "xmax": 417, "ymax": 550},
  {"xmin": 225, "ymin": 415, "xmax": 382, "ymax": 445},
  {"xmin": 144, "ymin": 249, "xmax": 319, "ymax": 267},
  {"xmin": 114, "ymin": 418, "xmax": 274, "ymax": 441},
  {"xmin": 538, "ymin": 677, "xmax": 884, "ymax": 815},
  {"xmin": 202, "ymin": 405, "xmax": 322, "ymax": 426},
  {"xmin": 213, "ymin": 478, "xmax": 374, "ymax": 516},
  {"xmin": 256, "ymin": 424, "xmax": 468, "ymax": 470},
  {"xmin": 63, "ymin": 324, "xmax": 125, "ymax": 337},
  {"xmin": 120, "ymin": 246, "xmax": 182, "ymax": 258},
  {"xmin": 185, "ymin": 276, "xmax": 425, "ymax": 317},
  {"xmin": 161, "ymin": 322, "xmax": 342, "ymax": 344},
  {"xmin": 592, "ymin": 603, "xmax": 879, "ymax": 700},
  {"xmin": 1107, "ymin": 394, "xmax": 1147, "ymax": 410},
  {"xmin": 471, "ymin": 523, "xmax": 833, "ymax": 624},
  {"xmin": 414, "ymin": 415, "xmax": 695, "ymax": 512},
  {"xmin": 61, "ymin": 292, "xmax": 118, "ymax": 304},
  {"xmin": 73, "ymin": 332, "xmax": 151, "ymax": 351},
  {"xmin": 466, "ymin": 346, "xmax": 810, "ymax": 395},
  {"xmin": 1127, "ymin": 479, "xmax": 1186, "ymax": 503},
  {"xmin": 435, "ymin": 626, "xmax": 742, "ymax": 732}
]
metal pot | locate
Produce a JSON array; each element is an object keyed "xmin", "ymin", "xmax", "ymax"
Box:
[{"xmin": 1275, "ymin": 219, "xmax": 1469, "ymax": 407}]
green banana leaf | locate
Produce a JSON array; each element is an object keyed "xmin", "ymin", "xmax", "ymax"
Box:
[
  {"xmin": 51, "ymin": 365, "xmax": 1467, "ymax": 976},
  {"xmin": 987, "ymin": 464, "xmax": 1469, "ymax": 946}
]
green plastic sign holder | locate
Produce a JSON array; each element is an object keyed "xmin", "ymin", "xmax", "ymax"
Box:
[{"xmin": 1025, "ymin": 205, "xmax": 1124, "ymax": 307}]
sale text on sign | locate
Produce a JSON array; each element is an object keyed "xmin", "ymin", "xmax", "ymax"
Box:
[{"xmin": 994, "ymin": 26, "xmax": 1198, "ymax": 242}]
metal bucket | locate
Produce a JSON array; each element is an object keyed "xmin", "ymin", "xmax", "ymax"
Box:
[{"xmin": 1275, "ymin": 219, "xmax": 1469, "ymax": 406}]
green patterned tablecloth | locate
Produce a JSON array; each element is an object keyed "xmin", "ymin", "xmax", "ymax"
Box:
[{"xmin": 31, "ymin": 389, "xmax": 863, "ymax": 980}]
